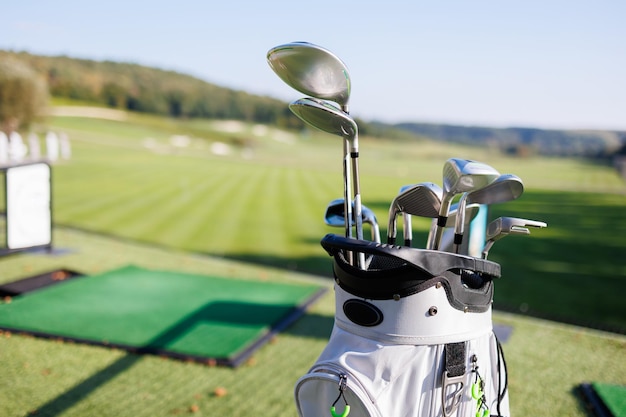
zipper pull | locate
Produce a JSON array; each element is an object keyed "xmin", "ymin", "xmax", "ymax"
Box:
[{"xmin": 330, "ymin": 374, "xmax": 351, "ymax": 417}]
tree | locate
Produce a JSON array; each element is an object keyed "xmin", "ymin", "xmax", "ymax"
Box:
[{"xmin": 0, "ymin": 57, "xmax": 49, "ymax": 134}]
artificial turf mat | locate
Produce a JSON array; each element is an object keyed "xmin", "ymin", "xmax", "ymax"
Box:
[
  {"xmin": 579, "ymin": 382, "xmax": 626, "ymax": 417},
  {"xmin": 0, "ymin": 265, "xmax": 325, "ymax": 367}
]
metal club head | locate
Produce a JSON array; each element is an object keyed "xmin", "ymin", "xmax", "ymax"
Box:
[
  {"xmin": 430, "ymin": 158, "xmax": 500, "ymax": 250},
  {"xmin": 267, "ymin": 42, "xmax": 351, "ymax": 111},
  {"xmin": 442, "ymin": 158, "xmax": 501, "ymax": 203},
  {"xmin": 482, "ymin": 217, "xmax": 548, "ymax": 259},
  {"xmin": 387, "ymin": 182, "xmax": 442, "ymax": 245},
  {"xmin": 288, "ymin": 97, "xmax": 357, "ymax": 138},
  {"xmin": 452, "ymin": 173, "xmax": 525, "ymax": 252},
  {"xmin": 325, "ymin": 198, "xmax": 380, "ymax": 243},
  {"xmin": 466, "ymin": 174, "xmax": 524, "ymax": 206}
]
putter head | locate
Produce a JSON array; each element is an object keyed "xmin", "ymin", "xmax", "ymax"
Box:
[
  {"xmin": 289, "ymin": 97, "xmax": 357, "ymax": 138},
  {"xmin": 267, "ymin": 42, "xmax": 351, "ymax": 110},
  {"xmin": 482, "ymin": 216, "xmax": 547, "ymax": 259},
  {"xmin": 486, "ymin": 217, "xmax": 547, "ymax": 242}
]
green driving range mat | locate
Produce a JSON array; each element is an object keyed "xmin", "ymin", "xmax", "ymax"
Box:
[
  {"xmin": 0, "ymin": 265, "xmax": 325, "ymax": 367},
  {"xmin": 593, "ymin": 383, "xmax": 626, "ymax": 417},
  {"xmin": 579, "ymin": 382, "xmax": 626, "ymax": 417}
]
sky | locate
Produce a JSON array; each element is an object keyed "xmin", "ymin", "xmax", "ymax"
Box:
[{"xmin": 2, "ymin": 0, "xmax": 625, "ymax": 131}]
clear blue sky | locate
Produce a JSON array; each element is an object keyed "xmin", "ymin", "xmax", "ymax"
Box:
[{"xmin": 2, "ymin": 0, "xmax": 624, "ymax": 130}]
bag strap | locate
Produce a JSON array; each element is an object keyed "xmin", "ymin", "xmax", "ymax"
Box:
[{"xmin": 442, "ymin": 342, "xmax": 467, "ymax": 417}]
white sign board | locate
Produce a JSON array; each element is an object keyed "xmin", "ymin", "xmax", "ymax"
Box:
[{"xmin": 6, "ymin": 163, "xmax": 52, "ymax": 249}]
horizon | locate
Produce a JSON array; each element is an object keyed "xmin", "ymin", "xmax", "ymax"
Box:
[{"xmin": 2, "ymin": 0, "xmax": 625, "ymax": 131}]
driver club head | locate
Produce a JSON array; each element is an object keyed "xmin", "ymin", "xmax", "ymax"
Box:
[{"xmin": 267, "ymin": 42, "xmax": 351, "ymax": 111}]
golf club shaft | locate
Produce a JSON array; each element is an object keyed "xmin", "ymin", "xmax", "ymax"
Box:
[
  {"xmin": 452, "ymin": 193, "xmax": 469, "ymax": 253},
  {"xmin": 350, "ymin": 145, "xmax": 366, "ymax": 268},
  {"xmin": 342, "ymin": 138, "xmax": 354, "ymax": 265}
]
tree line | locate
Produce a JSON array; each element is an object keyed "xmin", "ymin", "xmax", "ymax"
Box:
[
  {"xmin": 0, "ymin": 50, "xmax": 304, "ymax": 129},
  {"xmin": 1, "ymin": 49, "xmax": 623, "ymax": 157}
]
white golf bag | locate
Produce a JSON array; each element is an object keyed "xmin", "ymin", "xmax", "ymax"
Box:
[{"xmin": 295, "ymin": 234, "xmax": 509, "ymax": 417}]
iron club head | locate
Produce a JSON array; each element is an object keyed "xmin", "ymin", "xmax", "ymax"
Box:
[
  {"xmin": 387, "ymin": 182, "xmax": 442, "ymax": 245},
  {"xmin": 453, "ymin": 174, "xmax": 525, "ymax": 253},
  {"xmin": 325, "ymin": 198, "xmax": 380, "ymax": 243}
]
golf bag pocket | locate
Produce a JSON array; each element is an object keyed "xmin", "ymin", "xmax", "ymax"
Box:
[
  {"xmin": 295, "ymin": 364, "xmax": 380, "ymax": 417},
  {"xmin": 296, "ymin": 325, "xmax": 509, "ymax": 417}
]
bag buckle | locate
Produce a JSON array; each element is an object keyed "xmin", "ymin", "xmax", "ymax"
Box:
[{"xmin": 442, "ymin": 371, "xmax": 466, "ymax": 417}]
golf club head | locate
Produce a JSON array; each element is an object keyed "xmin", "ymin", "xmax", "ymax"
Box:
[
  {"xmin": 482, "ymin": 216, "xmax": 547, "ymax": 259},
  {"xmin": 387, "ymin": 182, "xmax": 443, "ymax": 244},
  {"xmin": 453, "ymin": 174, "xmax": 523, "ymax": 252},
  {"xmin": 289, "ymin": 97, "xmax": 357, "ymax": 138},
  {"xmin": 486, "ymin": 217, "xmax": 547, "ymax": 241},
  {"xmin": 325, "ymin": 198, "xmax": 380, "ymax": 243},
  {"xmin": 467, "ymin": 173, "xmax": 524, "ymax": 206},
  {"xmin": 267, "ymin": 42, "xmax": 351, "ymax": 111},
  {"xmin": 443, "ymin": 158, "xmax": 501, "ymax": 197},
  {"xmin": 430, "ymin": 158, "xmax": 500, "ymax": 250}
]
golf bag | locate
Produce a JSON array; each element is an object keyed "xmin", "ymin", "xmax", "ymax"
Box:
[{"xmin": 295, "ymin": 234, "xmax": 509, "ymax": 417}]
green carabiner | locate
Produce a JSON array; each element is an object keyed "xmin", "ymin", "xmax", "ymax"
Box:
[
  {"xmin": 330, "ymin": 405, "xmax": 350, "ymax": 417},
  {"xmin": 476, "ymin": 408, "xmax": 490, "ymax": 417},
  {"xmin": 471, "ymin": 382, "xmax": 483, "ymax": 400}
]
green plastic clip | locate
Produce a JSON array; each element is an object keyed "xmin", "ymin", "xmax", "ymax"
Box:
[
  {"xmin": 330, "ymin": 405, "xmax": 350, "ymax": 417},
  {"xmin": 471, "ymin": 382, "xmax": 483, "ymax": 400}
]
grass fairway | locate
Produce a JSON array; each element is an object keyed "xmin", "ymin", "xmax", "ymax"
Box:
[
  {"xmin": 0, "ymin": 108, "xmax": 624, "ymax": 416},
  {"xmin": 0, "ymin": 227, "xmax": 624, "ymax": 417},
  {"xmin": 32, "ymin": 111, "xmax": 626, "ymax": 332}
]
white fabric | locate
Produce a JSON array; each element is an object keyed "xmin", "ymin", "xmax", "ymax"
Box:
[
  {"xmin": 334, "ymin": 284, "xmax": 493, "ymax": 345},
  {"xmin": 296, "ymin": 325, "xmax": 509, "ymax": 417}
]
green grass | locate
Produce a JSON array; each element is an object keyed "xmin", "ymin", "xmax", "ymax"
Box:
[
  {"xmin": 1, "ymin": 108, "xmax": 625, "ymax": 416},
  {"xmin": 15, "ymin": 111, "xmax": 625, "ymax": 331},
  {"xmin": 0, "ymin": 227, "xmax": 624, "ymax": 417}
]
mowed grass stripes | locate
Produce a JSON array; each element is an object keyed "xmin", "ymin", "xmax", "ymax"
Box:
[{"xmin": 45, "ymin": 113, "xmax": 626, "ymax": 331}]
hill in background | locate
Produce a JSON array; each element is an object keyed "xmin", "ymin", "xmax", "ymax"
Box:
[{"xmin": 2, "ymin": 49, "xmax": 625, "ymax": 158}]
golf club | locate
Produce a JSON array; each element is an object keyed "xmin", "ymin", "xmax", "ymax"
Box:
[
  {"xmin": 267, "ymin": 42, "xmax": 351, "ymax": 112},
  {"xmin": 325, "ymin": 198, "xmax": 381, "ymax": 243},
  {"xmin": 268, "ymin": 42, "xmax": 359, "ymax": 266},
  {"xmin": 426, "ymin": 201, "xmax": 481, "ymax": 251},
  {"xmin": 482, "ymin": 217, "xmax": 547, "ymax": 259},
  {"xmin": 429, "ymin": 158, "xmax": 500, "ymax": 250},
  {"xmin": 387, "ymin": 183, "xmax": 442, "ymax": 246},
  {"xmin": 289, "ymin": 97, "xmax": 365, "ymax": 268},
  {"xmin": 453, "ymin": 174, "xmax": 524, "ymax": 253}
]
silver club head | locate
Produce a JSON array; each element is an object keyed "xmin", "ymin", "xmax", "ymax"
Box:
[
  {"xmin": 325, "ymin": 198, "xmax": 380, "ymax": 243},
  {"xmin": 267, "ymin": 42, "xmax": 351, "ymax": 112},
  {"xmin": 290, "ymin": 97, "xmax": 364, "ymax": 268},
  {"xmin": 387, "ymin": 182, "xmax": 442, "ymax": 245},
  {"xmin": 289, "ymin": 97, "xmax": 357, "ymax": 138},
  {"xmin": 453, "ymin": 174, "xmax": 524, "ymax": 253},
  {"xmin": 482, "ymin": 217, "xmax": 547, "ymax": 259},
  {"xmin": 430, "ymin": 158, "xmax": 500, "ymax": 250}
]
